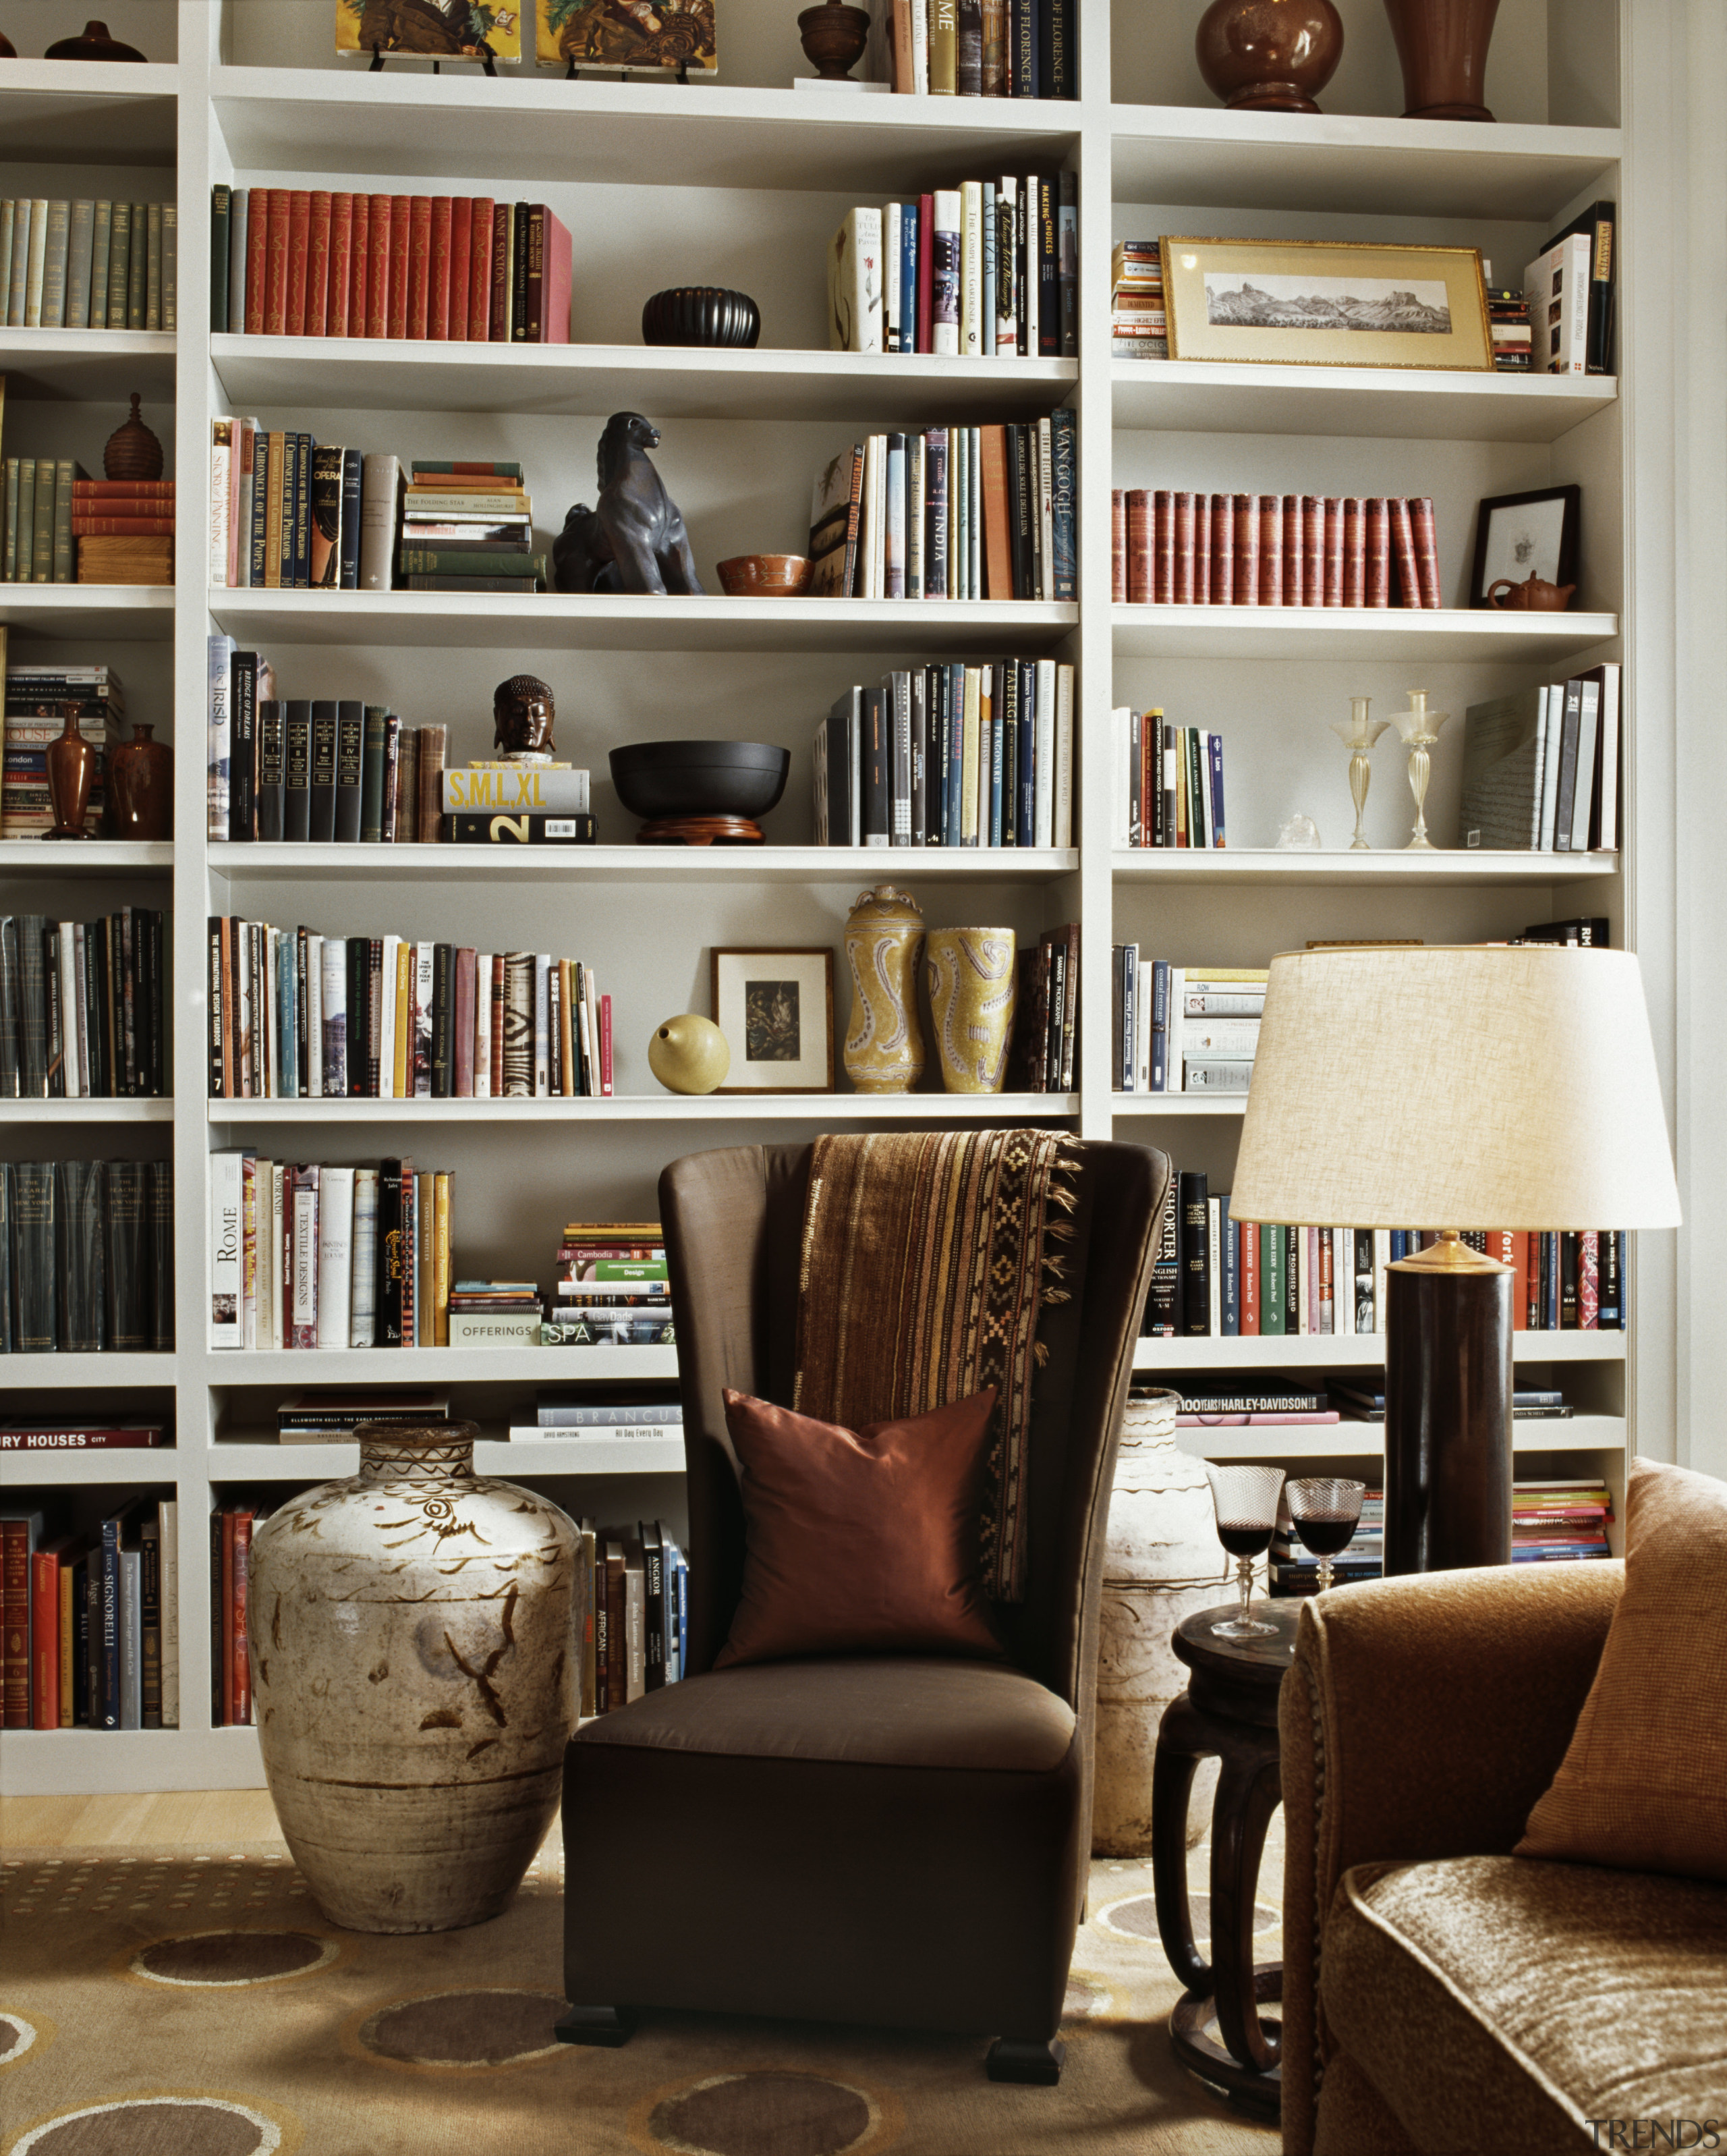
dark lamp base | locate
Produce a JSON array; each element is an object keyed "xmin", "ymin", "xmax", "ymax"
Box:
[{"xmin": 1384, "ymin": 1255, "xmax": 1514, "ymax": 1574}]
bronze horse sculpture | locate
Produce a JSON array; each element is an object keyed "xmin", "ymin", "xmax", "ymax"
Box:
[{"xmin": 553, "ymin": 412, "xmax": 704, "ymax": 597}]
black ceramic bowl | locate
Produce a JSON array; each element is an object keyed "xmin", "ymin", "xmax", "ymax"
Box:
[
  {"xmin": 610, "ymin": 740, "xmax": 790, "ymax": 822},
  {"xmin": 642, "ymin": 287, "xmax": 762, "ymax": 350}
]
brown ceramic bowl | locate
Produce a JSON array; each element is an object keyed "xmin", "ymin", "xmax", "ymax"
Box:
[{"xmin": 716, "ymin": 553, "xmax": 813, "ymax": 597}]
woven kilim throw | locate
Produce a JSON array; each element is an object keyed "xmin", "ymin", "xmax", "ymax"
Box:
[{"xmin": 793, "ymin": 1128, "xmax": 1081, "ymax": 1603}]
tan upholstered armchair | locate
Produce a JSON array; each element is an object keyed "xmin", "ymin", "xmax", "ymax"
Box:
[{"xmin": 1279, "ymin": 1561, "xmax": 1727, "ymax": 2153}]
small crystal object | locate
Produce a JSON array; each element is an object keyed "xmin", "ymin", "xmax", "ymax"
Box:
[
  {"xmin": 1328, "ymin": 696, "xmax": 1392, "ymax": 850},
  {"xmin": 1390, "ymin": 690, "xmax": 1451, "ymax": 850},
  {"xmin": 1276, "ymin": 813, "xmax": 1323, "ymax": 850}
]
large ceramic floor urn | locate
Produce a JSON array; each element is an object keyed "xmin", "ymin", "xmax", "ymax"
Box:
[
  {"xmin": 1094, "ymin": 1391, "xmax": 1230, "ymax": 1855},
  {"xmin": 248, "ymin": 1424, "xmax": 577, "ymax": 1933}
]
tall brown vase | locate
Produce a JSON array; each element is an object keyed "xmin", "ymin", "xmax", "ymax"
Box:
[
  {"xmin": 109, "ymin": 721, "xmax": 173, "ymax": 839},
  {"xmin": 1380, "ymin": 0, "xmax": 1500, "ymax": 120},
  {"xmin": 1195, "ymin": 0, "xmax": 1344, "ymax": 113},
  {"xmin": 45, "ymin": 704, "xmax": 96, "ymax": 839}
]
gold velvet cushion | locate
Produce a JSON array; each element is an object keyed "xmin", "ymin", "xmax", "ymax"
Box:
[
  {"xmin": 715, "ymin": 1387, "xmax": 1006, "ymax": 1669},
  {"xmin": 1519, "ymin": 1457, "xmax": 1727, "ymax": 1881}
]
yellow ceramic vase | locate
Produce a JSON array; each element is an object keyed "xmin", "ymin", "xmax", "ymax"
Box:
[
  {"xmin": 926, "ymin": 927, "xmax": 1017, "ymax": 1093},
  {"xmin": 843, "ymin": 885, "xmax": 926, "ymax": 1094}
]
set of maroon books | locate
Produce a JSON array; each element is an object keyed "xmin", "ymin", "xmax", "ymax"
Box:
[{"xmin": 1111, "ymin": 489, "xmax": 1442, "ymax": 610}]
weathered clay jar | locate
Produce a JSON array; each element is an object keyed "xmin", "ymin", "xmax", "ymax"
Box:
[
  {"xmin": 843, "ymin": 884, "xmax": 926, "ymax": 1094},
  {"xmin": 45, "ymin": 704, "xmax": 96, "ymax": 839},
  {"xmin": 248, "ymin": 1422, "xmax": 577, "ymax": 1933},
  {"xmin": 107, "ymin": 720, "xmax": 172, "ymax": 838},
  {"xmin": 1487, "ymin": 572, "xmax": 1575, "ymax": 611},
  {"xmin": 1094, "ymin": 1391, "xmax": 1229, "ymax": 1855},
  {"xmin": 926, "ymin": 926, "xmax": 1017, "ymax": 1093},
  {"xmin": 1195, "ymin": 0, "xmax": 1344, "ymax": 112}
]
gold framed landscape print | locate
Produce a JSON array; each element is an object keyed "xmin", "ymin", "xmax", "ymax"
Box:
[{"xmin": 1160, "ymin": 237, "xmax": 1493, "ymax": 372}]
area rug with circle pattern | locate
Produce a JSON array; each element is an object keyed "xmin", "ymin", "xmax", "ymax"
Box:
[{"xmin": 0, "ymin": 1836, "xmax": 1281, "ymax": 2156}]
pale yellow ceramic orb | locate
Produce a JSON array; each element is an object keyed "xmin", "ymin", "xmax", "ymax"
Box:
[{"xmin": 648, "ymin": 1013, "xmax": 731, "ymax": 1095}]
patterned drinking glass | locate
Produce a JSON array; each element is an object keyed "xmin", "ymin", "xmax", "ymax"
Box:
[
  {"xmin": 1286, "ymin": 1476, "xmax": 1367, "ymax": 1594},
  {"xmin": 1205, "ymin": 1462, "xmax": 1286, "ymax": 1638}
]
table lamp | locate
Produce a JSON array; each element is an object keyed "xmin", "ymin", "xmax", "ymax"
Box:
[{"xmin": 1228, "ymin": 946, "xmax": 1681, "ymax": 1575}]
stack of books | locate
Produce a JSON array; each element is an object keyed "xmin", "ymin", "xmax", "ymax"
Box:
[
  {"xmin": 1, "ymin": 1493, "xmax": 178, "ymax": 1732},
  {"xmin": 813, "ymin": 660, "xmax": 1074, "ymax": 848},
  {"xmin": 275, "ymin": 1389, "xmax": 449, "ymax": 1443},
  {"xmin": 0, "ymin": 909, "xmax": 169, "ymax": 1097},
  {"xmin": 1112, "ymin": 964, "xmax": 1265, "ymax": 1097},
  {"xmin": 76, "ymin": 475, "xmax": 174, "ymax": 586},
  {"xmin": 807, "ymin": 416, "xmax": 1075, "ymax": 600},
  {"xmin": 1, "ymin": 197, "xmax": 177, "ymax": 331},
  {"xmin": 827, "ymin": 177, "xmax": 1074, "ymax": 358},
  {"xmin": 544, "ymin": 1222, "xmax": 671, "ymax": 1346},
  {"xmin": 1112, "ymin": 489, "xmax": 1442, "ymax": 609},
  {"xmin": 1512, "ymin": 1481, "xmax": 1614, "ymax": 1561},
  {"xmin": 1459, "ymin": 665, "xmax": 1622, "ymax": 854},
  {"xmin": 398, "ymin": 462, "xmax": 543, "ymax": 592},
  {"xmin": 1110, "ymin": 240, "xmax": 1165, "ymax": 359},
  {"xmin": 207, "ymin": 429, "xmax": 403, "ymax": 590},
  {"xmin": 206, "ymin": 1155, "xmax": 453, "ymax": 1351},
  {"xmin": 449, "ymin": 1282, "xmax": 541, "ymax": 1348},
  {"xmin": 568, "ymin": 1518, "xmax": 688, "ymax": 1716},
  {"xmin": 880, "ymin": 3, "xmax": 1075, "ymax": 98},
  {"xmin": 1271, "ymin": 1486, "xmax": 1384, "ymax": 1597},
  {"xmin": 3, "ymin": 664, "xmax": 122, "ymax": 833},
  {"xmin": 1111, "ymin": 711, "xmax": 1228, "ymax": 848},
  {"xmin": 1162, "ymin": 1374, "xmax": 1339, "ymax": 1432},
  {"xmin": 511, "ymin": 1391, "xmax": 683, "ymax": 1446},
  {"xmin": 1487, "ymin": 284, "xmax": 1533, "ymax": 370},
  {"xmin": 439, "ymin": 761, "xmax": 595, "ymax": 847},
  {"xmin": 1332, "ymin": 1379, "xmax": 1574, "ymax": 1424},
  {"xmin": 0, "ymin": 1160, "xmax": 175, "ymax": 1354},
  {"xmin": 1007, "ymin": 926, "xmax": 1079, "ymax": 1093}
]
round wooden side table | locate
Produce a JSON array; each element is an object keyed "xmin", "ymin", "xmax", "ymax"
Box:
[{"xmin": 1150, "ymin": 1597, "xmax": 1301, "ymax": 2120}]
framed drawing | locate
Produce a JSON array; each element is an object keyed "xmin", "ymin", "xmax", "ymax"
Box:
[
  {"xmin": 1469, "ymin": 485, "xmax": 1581, "ymax": 608},
  {"xmin": 338, "ymin": 0, "xmax": 522, "ymax": 61},
  {"xmin": 711, "ymin": 948, "xmax": 835, "ymax": 1093},
  {"xmin": 537, "ymin": 0, "xmax": 717, "ymax": 73},
  {"xmin": 1160, "ymin": 236, "xmax": 1493, "ymax": 372}
]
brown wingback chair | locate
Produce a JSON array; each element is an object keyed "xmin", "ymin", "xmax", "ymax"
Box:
[{"xmin": 559, "ymin": 1138, "xmax": 1168, "ymax": 2082}]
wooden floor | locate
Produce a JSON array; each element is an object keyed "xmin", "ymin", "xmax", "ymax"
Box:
[{"xmin": 1, "ymin": 1790, "xmax": 287, "ymax": 1848}]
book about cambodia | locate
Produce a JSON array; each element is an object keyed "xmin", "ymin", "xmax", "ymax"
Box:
[
  {"xmin": 536, "ymin": 0, "xmax": 716, "ymax": 73},
  {"xmin": 337, "ymin": 0, "xmax": 523, "ymax": 63}
]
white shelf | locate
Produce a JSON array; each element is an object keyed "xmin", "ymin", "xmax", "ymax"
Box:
[
  {"xmin": 0, "ymin": 1354, "xmax": 177, "ymax": 1388},
  {"xmin": 1112, "ymin": 603, "xmax": 1619, "ymax": 662},
  {"xmin": 206, "ymin": 1345, "xmax": 677, "ymax": 1383},
  {"xmin": 0, "ymin": 61, "xmax": 181, "ymax": 167},
  {"xmin": 206, "ymin": 1091, "xmax": 1079, "ymax": 1125},
  {"xmin": 1174, "ymin": 1414, "xmax": 1628, "ymax": 1462},
  {"xmin": 1110, "ymin": 848, "xmax": 1619, "ymax": 887},
  {"xmin": 0, "ymin": 1447, "xmax": 179, "ymax": 1489},
  {"xmin": 210, "ymin": 67, "xmax": 1079, "ymax": 193},
  {"xmin": 1112, "ymin": 1096, "xmax": 1248, "ymax": 1117},
  {"xmin": 0, "ymin": 1097, "xmax": 173, "ymax": 1122},
  {"xmin": 210, "ymin": 336, "xmax": 1079, "ymax": 424},
  {"xmin": 0, "ymin": 329, "xmax": 177, "ymax": 405},
  {"xmin": 0, "ymin": 840, "xmax": 173, "ymax": 876},
  {"xmin": 0, "ymin": 1726, "xmax": 264, "ymax": 1799},
  {"xmin": 1110, "ymin": 362, "xmax": 1617, "ymax": 445},
  {"xmin": 206, "ymin": 590, "xmax": 1079, "ymax": 653},
  {"xmin": 1133, "ymin": 1331, "xmax": 1628, "ymax": 1370},
  {"xmin": 209, "ymin": 842, "xmax": 1080, "ymax": 883},
  {"xmin": 1110, "ymin": 107, "xmax": 1621, "ymax": 221},
  {"xmin": 0, "ymin": 586, "xmax": 175, "ymax": 640},
  {"xmin": 210, "ymin": 1436, "xmax": 685, "ymax": 1480}
]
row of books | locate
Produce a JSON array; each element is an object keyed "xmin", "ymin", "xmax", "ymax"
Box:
[
  {"xmin": 0, "ymin": 1159, "xmax": 175, "ymax": 1354},
  {"xmin": 1268, "ymin": 1480, "xmax": 1614, "ymax": 1594},
  {"xmin": 812, "ymin": 661, "xmax": 1075, "ymax": 850},
  {"xmin": 1011, "ymin": 926, "xmax": 1079, "ymax": 1093},
  {"xmin": 208, "ymin": 430, "xmax": 395, "ymax": 590},
  {"xmin": 397, "ymin": 461, "xmax": 545, "ymax": 594},
  {"xmin": 4, "ymin": 466, "xmax": 176, "ymax": 587},
  {"xmin": 826, "ymin": 177, "xmax": 1075, "ymax": 359},
  {"xmin": 208, "ymin": 188, "xmax": 573, "ymax": 344},
  {"xmin": 1144, "ymin": 1172, "xmax": 1629, "ymax": 1337},
  {"xmin": 206, "ymin": 921, "xmax": 616, "ymax": 1103},
  {"xmin": 208, "ymin": 1155, "xmax": 452, "ymax": 1351},
  {"xmin": 543, "ymin": 1221, "xmax": 673, "ymax": 1348},
  {"xmin": 1, "ymin": 197, "xmax": 177, "ymax": 333},
  {"xmin": 1111, "ymin": 490, "xmax": 1443, "ymax": 610},
  {"xmin": 1111, "ymin": 713, "xmax": 1228, "ymax": 849},
  {"xmin": 1487, "ymin": 284, "xmax": 1533, "ymax": 370},
  {"xmin": 3, "ymin": 666, "xmax": 121, "ymax": 835},
  {"xmin": 213, "ymin": 1499, "xmax": 266, "ymax": 1724},
  {"xmin": 1, "ymin": 1497, "xmax": 178, "ymax": 1730},
  {"xmin": 880, "ymin": 0, "xmax": 1075, "ymax": 98},
  {"xmin": 576, "ymin": 1518, "xmax": 688, "ymax": 1712},
  {"xmin": 807, "ymin": 416, "xmax": 1075, "ymax": 601},
  {"xmin": 0, "ymin": 910, "xmax": 168, "ymax": 1099},
  {"xmin": 1459, "ymin": 665, "xmax": 1622, "ymax": 854},
  {"xmin": 1113, "ymin": 962, "xmax": 1264, "ymax": 1096}
]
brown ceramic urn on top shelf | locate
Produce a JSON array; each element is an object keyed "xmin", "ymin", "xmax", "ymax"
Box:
[
  {"xmin": 1380, "ymin": 0, "xmax": 1501, "ymax": 120},
  {"xmin": 108, "ymin": 721, "xmax": 173, "ymax": 838},
  {"xmin": 1195, "ymin": 0, "xmax": 1344, "ymax": 113}
]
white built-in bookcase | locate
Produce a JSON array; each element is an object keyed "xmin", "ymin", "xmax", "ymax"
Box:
[{"xmin": 0, "ymin": 0, "xmax": 1676, "ymax": 1794}]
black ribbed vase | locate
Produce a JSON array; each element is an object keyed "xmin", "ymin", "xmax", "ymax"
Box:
[{"xmin": 641, "ymin": 287, "xmax": 761, "ymax": 349}]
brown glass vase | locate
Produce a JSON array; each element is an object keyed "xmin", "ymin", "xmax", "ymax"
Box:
[
  {"xmin": 45, "ymin": 706, "xmax": 96, "ymax": 840},
  {"xmin": 1195, "ymin": 0, "xmax": 1344, "ymax": 112},
  {"xmin": 109, "ymin": 721, "xmax": 173, "ymax": 839},
  {"xmin": 1380, "ymin": 0, "xmax": 1500, "ymax": 120},
  {"xmin": 797, "ymin": 1, "xmax": 871, "ymax": 80}
]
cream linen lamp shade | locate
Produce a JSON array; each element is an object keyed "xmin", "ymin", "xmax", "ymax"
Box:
[{"xmin": 1230, "ymin": 945, "xmax": 1682, "ymax": 1232}]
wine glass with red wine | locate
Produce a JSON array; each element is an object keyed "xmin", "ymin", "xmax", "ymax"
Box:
[
  {"xmin": 1204, "ymin": 1464, "xmax": 1286, "ymax": 1638},
  {"xmin": 1286, "ymin": 1477, "xmax": 1368, "ymax": 1595}
]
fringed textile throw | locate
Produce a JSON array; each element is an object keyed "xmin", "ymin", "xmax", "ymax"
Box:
[{"xmin": 793, "ymin": 1128, "xmax": 1081, "ymax": 1603}]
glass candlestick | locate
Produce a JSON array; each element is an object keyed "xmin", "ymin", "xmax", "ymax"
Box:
[
  {"xmin": 1390, "ymin": 690, "xmax": 1451, "ymax": 850},
  {"xmin": 1328, "ymin": 697, "xmax": 1392, "ymax": 850}
]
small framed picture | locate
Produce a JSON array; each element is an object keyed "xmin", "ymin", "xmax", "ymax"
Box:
[
  {"xmin": 1160, "ymin": 236, "xmax": 1493, "ymax": 372},
  {"xmin": 710, "ymin": 948, "xmax": 835, "ymax": 1094},
  {"xmin": 1469, "ymin": 485, "xmax": 1581, "ymax": 608}
]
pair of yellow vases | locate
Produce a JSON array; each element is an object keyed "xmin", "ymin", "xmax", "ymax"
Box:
[{"xmin": 843, "ymin": 885, "xmax": 1017, "ymax": 1095}]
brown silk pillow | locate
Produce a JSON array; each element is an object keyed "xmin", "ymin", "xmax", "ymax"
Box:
[
  {"xmin": 1518, "ymin": 1458, "xmax": 1727, "ymax": 1882},
  {"xmin": 715, "ymin": 1386, "xmax": 1006, "ymax": 1670}
]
